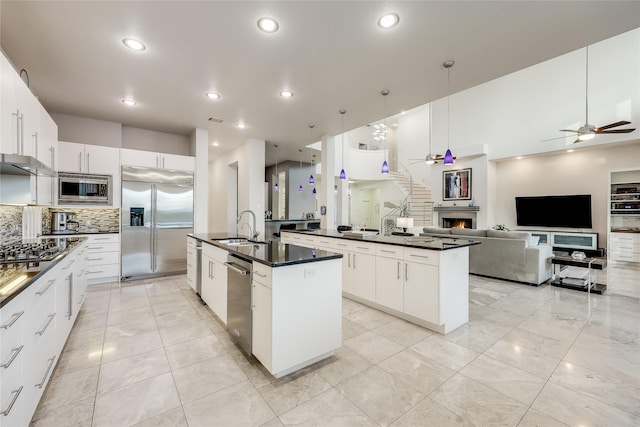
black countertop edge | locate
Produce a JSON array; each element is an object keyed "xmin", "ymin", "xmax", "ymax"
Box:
[
  {"xmin": 0, "ymin": 237, "xmax": 88, "ymax": 308},
  {"xmin": 188, "ymin": 233, "xmax": 343, "ymax": 267},
  {"xmin": 284, "ymin": 229, "xmax": 481, "ymax": 251}
]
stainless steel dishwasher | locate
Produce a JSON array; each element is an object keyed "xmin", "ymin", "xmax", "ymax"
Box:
[{"xmin": 225, "ymin": 254, "xmax": 252, "ymax": 356}]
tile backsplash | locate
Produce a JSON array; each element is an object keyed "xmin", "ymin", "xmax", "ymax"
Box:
[{"xmin": 0, "ymin": 205, "xmax": 120, "ymax": 242}]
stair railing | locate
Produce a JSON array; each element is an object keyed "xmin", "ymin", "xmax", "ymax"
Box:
[{"xmin": 380, "ymin": 156, "xmax": 413, "ymax": 235}]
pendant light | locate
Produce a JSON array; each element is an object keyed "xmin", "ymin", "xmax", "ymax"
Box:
[
  {"xmin": 443, "ymin": 60, "xmax": 456, "ymax": 165},
  {"xmin": 273, "ymin": 144, "xmax": 279, "ymax": 192},
  {"xmin": 425, "ymin": 105, "xmax": 441, "ymax": 164},
  {"xmin": 380, "ymin": 89, "xmax": 390, "ymax": 174},
  {"xmin": 308, "ymin": 124, "xmax": 316, "ymax": 184},
  {"xmin": 298, "ymin": 149, "xmax": 304, "ymax": 192},
  {"xmin": 339, "ymin": 109, "xmax": 347, "ymax": 180}
]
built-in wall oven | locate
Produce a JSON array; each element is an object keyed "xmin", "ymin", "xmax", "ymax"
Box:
[
  {"xmin": 58, "ymin": 172, "xmax": 112, "ymax": 205},
  {"xmin": 225, "ymin": 254, "xmax": 252, "ymax": 356}
]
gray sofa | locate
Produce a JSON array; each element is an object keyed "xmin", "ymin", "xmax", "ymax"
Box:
[{"xmin": 421, "ymin": 228, "xmax": 553, "ymax": 285}]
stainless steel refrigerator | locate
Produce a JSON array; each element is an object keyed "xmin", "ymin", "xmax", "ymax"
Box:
[{"xmin": 121, "ymin": 166, "xmax": 194, "ymax": 280}]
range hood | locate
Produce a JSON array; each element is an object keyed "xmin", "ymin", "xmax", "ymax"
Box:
[{"xmin": 0, "ymin": 153, "xmax": 56, "ymax": 177}]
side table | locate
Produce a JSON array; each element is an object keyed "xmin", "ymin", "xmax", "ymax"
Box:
[{"xmin": 550, "ymin": 255, "xmax": 607, "ymax": 294}]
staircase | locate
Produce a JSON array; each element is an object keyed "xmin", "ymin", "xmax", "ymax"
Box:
[{"xmin": 387, "ymin": 171, "xmax": 434, "ymax": 227}]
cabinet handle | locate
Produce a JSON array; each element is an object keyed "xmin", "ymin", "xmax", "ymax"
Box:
[
  {"xmin": 19, "ymin": 112, "xmax": 24, "ymax": 155},
  {"xmin": 68, "ymin": 274, "xmax": 73, "ymax": 319},
  {"xmin": 409, "ymin": 254, "xmax": 431, "ymax": 259},
  {"xmin": 353, "ymin": 254, "xmax": 357, "ymax": 268},
  {"xmin": 405, "ymin": 263, "xmax": 408, "ymax": 280},
  {"xmin": 162, "ymin": 157, "xmax": 165, "ymax": 168},
  {"xmin": 0, "ymin": 311, "xmax": 24, "ymax": 330},
  {"xmin": 86, "ymin": 152, "xmax": 90, "ymax": 172},
  {"xmin": 380, "ymin": 249, "xmax": 395, "ymax": 254},
  {"xmin": 0, "ymin": 386, "xmax": 23, "ymax": 416},
  {"xmin": 33, "ymin": 132, "xmax": 38, "ymax": 158},
  {"xmin": 397, "ymin": 261, "xmax": 400, "ymax": 280},
  {"xmin": 86, "ymin": 258, "xmax": 104, "ymax": 261},
  {"xmin": 254, "ymin": 271, "xmax": 267, "ymax": 278},
  {"xmin": 86, "ymin": 270, "xmax": 104, "ymax": 274},
  {"xmin": 12, "ymin": 111, "xmax": 19, "ymax": 153},
  {"xmin": 356, "ymin": 246, "xmax": 368, "ymax": 250},
  {"xmin": 93, "ymin": 237, "xmax": 111, "ymax": 241},
  {"xmin": 88, "ymin": 246, "xmax": 104, "ymax": 250},
  {"xmin": 35, "ymin": 356, "xmax": 56, "ymax": 389},
  {"xmin": 35, "ymin": 314, "xmax": 56, "ymax": 336},
  {"xmin": 0, "ymin": 345, "xmax": 23, "ymax": 369},
  {"xmin": 78, "ymin": 152, "xmax": 82, "ymax": 172},
  {"xmin": 36, "ymin": 279, "xmax": 56, "ymax": 296},
  {"xmin": 348, "ymin": 253, "xmax": 351, "ymax": 268}
]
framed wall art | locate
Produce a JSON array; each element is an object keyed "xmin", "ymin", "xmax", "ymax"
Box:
[{"xmin": 443, "ymin": 168, "xmax": 472, "ymax": 201}]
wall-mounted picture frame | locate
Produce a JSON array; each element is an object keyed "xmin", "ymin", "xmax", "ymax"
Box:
[{"xmin": 443, "ymin": 168, "xmax": 472, "ymax": 201}]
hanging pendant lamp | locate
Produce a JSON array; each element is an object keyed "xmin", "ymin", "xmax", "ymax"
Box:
[
  {"xmin": 312, "ymin": 187, "xmax": 316, "ymax": 195},
  {"xmin": 273, "ymin": 144, "xmax": 279, "ymax": 191},
  {"xmin": 443, "ymin": 60, "xmax": 456, "ymax": 165},
  {"xmin": 339, "ymin": 109, "xmax": 347, "ymax": 180},
  {"xmin": 308, "ymin": 125, "xmax": 316, "ymax": 184},
  {"xmin": 380, "ymin": 89, "xmax": 390, "ymax": 174},
  {"xmin": 298, "ymin": 149, "xmax": 304, "ymax": 192}
]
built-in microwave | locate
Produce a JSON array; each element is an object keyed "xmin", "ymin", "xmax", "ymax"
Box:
[{"xmin": 58, "ymin": 172, "xmax": 112, "ymax": 205}]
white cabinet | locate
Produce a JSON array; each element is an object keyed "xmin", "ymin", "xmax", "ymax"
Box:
[
  {"xmin": 609, "ymin": 233, "xmax": 640, "ymax": 262},
  {"xmin": 186, "ymin": 236, "xmax": 198, "ymax": 292},
  {"xmin": 330, "ymin": 240, "xmax": 376, "ymax": 301},
  {"xmin": 251, "ymin": 262, "xmax": 272, "ymax": 369},
  {"xmin": 0, "ymin": 292, "xmax": 27, "ymax": 427},
  {"xmin": 1, "ymin": 53, "xmax": 39, "ymax": 158},
  {"xmin": 201, "ymin": 243, "xmax": 228, "ymax": 324},
  {"xmin": 375, "ymin": 245, "xmax": 404, "ymax": 312},
  {"xmin": 57, "ymin": 141, "xmax": 120, "ymax": 175},
  {"xmin": 35, "ymin": 104, "xmax": 58, "ymax": 206},
  {"xmin": 79, "ymin": 234, "xmax": 119, "ymax": 284},
  {"xmin": 120, "ymin": 148, "xmax": 194, "ymax": 172},
  {"xmin": 251, "ymin": 259, "xmax": 342, "ymax": 378}
]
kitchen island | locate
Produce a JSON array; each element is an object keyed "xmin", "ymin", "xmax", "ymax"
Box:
[
  {"xmin": 188, "ymin": 233, "xmax": 343, "ymax": 379},
  {"xmin": 281, "ymin": 229, "xmax": 481, "ymax": 335}
]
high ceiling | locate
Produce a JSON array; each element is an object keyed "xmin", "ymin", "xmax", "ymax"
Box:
[{"xmin": 1, "ymin": 1, "xmax": 639, "ymax": 164}]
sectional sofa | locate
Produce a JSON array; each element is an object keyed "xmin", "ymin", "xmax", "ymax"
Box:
[{"xmin": 420, "ymin": 228, "xmax": 553, "ymax": 285}]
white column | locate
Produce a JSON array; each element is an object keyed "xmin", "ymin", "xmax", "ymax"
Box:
[
  {"xmin": 320, "ymin": 134, "xmax": 336, "ymax": 230},
  {"xmin": 243, "ymin": 138, "xmax": 266, "ymax": 239},
  {"xmin": 190, "ymin": 128, "xmax": 208, "ymax": 233}
]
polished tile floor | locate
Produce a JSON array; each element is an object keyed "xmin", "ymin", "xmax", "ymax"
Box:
[{"xmin": 31, "ymin": 262, "xmax": 639, "ymax": 426}]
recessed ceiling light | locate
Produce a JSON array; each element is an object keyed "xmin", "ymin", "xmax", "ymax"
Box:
[
  {"xmin": 121, "ymin": 98, "xmax": 137, "ymax": 106},
  {"xmin": 378, "ymin": 13, "xmax": 399, "ymax": 29},
  {"xmin": 206, "ymin": 92, "xmax": 221, "ymax": 100},
  {"xmin": 516, "ymin": 156, "xmax": 523, "ymax": 160},
  {"xmin": 236, "ymin": 123, "xmax": 247, "ymax": 129},
  {"xmin": 257, "ymin": 17, "xmax": 279, "ymax": 33},
  {"xmin": 122, "ymin": 38, "xmax": 146, "ymax": 51},
  {"xmin": 280, "ymin": 91, "xmax": 293, "ymax": 98},
  {"xmin": 212, "ymin": 142, "xmax": 220, "ymax": 147},
  {"xmin": 567, "ymin": 149, "xmax": 574, "ymax": 153}
]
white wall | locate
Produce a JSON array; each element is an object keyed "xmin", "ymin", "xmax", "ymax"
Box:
[
  {"xmin": 122, "ymin": 126, "xmax": 190, "ymax": 155},
  {"xmin": 208, "ymin": 138, "xmax": 266, "ymax": 239},
  {"xmin": 190, "ymin": 128, "xmax": 208, "ymax": 233},
  {"xmin": 494, "ymin": 142, "xmax": 640, "ymax": 249},
  {"xmin": 288, "ymin": 164, "xmax": 316, "ymax": 219},
  {"xmin": 51, "ymin": 113, "xmax": 122, "ymax": 148}
]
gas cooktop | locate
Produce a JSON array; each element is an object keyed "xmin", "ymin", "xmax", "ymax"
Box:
[{"xmin": 0, "ymin": 239, "xmax": 66, "ymax": 266}]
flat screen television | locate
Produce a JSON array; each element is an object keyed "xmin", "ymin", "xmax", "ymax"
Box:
[{"xmin": 515, "ymin": 195, "xmax": 592, "ymax": 228}]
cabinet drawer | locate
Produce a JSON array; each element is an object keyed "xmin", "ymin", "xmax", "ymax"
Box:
[
  {"xmin": 1, "ymin": 292, "xmax": 26, "ymax": 342},
  {"xmin": 1, "ymin": 326, "xmax": 24, "ymax": 374},
  {"xmin": 610, "ymin": 233, "xmax": 640, "ymax": 245},
  {"xmin": 333, "ymin": 240, "xmax": 352, "ymax": 252},
  {"xmin": 376, "ymin": 244, "xmax": 403, "ymax": 259},
  {"xmin": 203, "ymin": 243, "xmax": 228, "ymax": 263},
  {"xmin": 85, "ymin": 251, "xmax": 119, "ymax": 265},
  {"xmin": 253, "ymin": 262, "xmax": 272, "ymax": 287},
  {"xmin": 315, "ymin": 237, "xmax": 335, "ymax": 248},
  {"xmin": 24, "ymin": 273, "xmax": 58, "ymax": 309},
  {"xmin": 187, "ymin": 237, "xmax": 196, "ymax": 249},
  {"xmin": 403, "ymin": 247, "xmax": 439, "ymax": 266},
  {"xmin": 86, "ymin": 242, "xmax": 119, "ymax": 253},
  {"xmin": 351, "ymin": 241, "xmax": 376, "ymax": 255},
  {"xmin": 609, "ymin": 251, "xmax": 640, "ymax": 262},
  {"xmin": 85, "ymin": 263, "xmax": 120, "ymax": 279},
  {"xmin": 87, "ymin": 234, "xmax": 120, "ymax": 244}
]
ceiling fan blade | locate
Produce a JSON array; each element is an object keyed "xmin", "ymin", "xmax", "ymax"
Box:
[
  {"xmin": 595, "ymin": 121, "xmax": 631, "ymax": 131},
  {"xmin": 542, "ymin": 135, "xmax": 572, "ymax": 142},
  {"xmin": 559, "ymin": 129, "xmax": 579, "ymax": 133},
  {"xmin": 409, "ymin": 160, "xmax": 429, "ymax": 165},
  {"xmin": 597, "ymin": 128, "xmax": 636, "ymax": 134}
]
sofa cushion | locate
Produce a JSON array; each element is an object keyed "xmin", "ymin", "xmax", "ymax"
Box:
[
  {"xmin": 486, "ymin": 230, "xmax": 532, "ymax": 241},
  {"xmin": 422, "ymin": 227, "xmax": 452, "ymax": 235},
  {"xmin": 450, "ymin": 228, "xmax": 487, "ymax": 237}
]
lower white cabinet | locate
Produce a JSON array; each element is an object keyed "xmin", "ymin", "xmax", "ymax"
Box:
[
  {"xmin": 0, "ymin": 240, "xmax": 87, "ymax": 427},
  {"xmin": 78, "ymin": 234, "xmax": 119, "ymax": 284},
  {"xmin": 609, "ymin": 232, "xmax": 640, "ymax": 262},
  {"xmin": 251, "ymin": 259, "xmax": 342, "ymax": 378},
  {"xmin": 201, "ymin": 243, "xmax": 228, "ymax": 324},
  {"xmin": 186, "ymin": 236, "xmax": 198, "ymax": 292}
]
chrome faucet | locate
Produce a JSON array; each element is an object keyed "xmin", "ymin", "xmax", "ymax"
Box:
[{"xmin": 237, "ymin": 209, "xmax": 260, "ymax": 241}]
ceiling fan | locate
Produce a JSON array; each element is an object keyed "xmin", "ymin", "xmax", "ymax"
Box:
[
  {"xmin": 554, "ymin": 46, "xmax": 635, "ymax": 143},
  {"xmin": 410, "ymin": 105, "xmax": 456, "ymax": 165}
]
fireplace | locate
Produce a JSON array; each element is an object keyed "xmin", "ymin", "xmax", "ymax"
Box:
[
  {"xmin": 442, "ymin": 218, "xmax": 472, "ymax": 229},
  {"xmin": 434, "ymin": 206, "xmax": 479, "ymax": 229}
]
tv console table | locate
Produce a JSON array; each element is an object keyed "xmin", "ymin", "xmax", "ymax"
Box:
[{"xmin": 550, "ymin": 255, "xmax": 607, "ymax": 295}]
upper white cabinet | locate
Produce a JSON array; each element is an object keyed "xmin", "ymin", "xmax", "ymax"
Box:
[
  {"xmin": 57, "ymin": 141, "xmax": 119, "ymax": 175},
  {"xmin": 35, "ymin": 104, "xmax": 58, "ymax": 206},
  {"xmin": 121, "ymin": 148, "xmax": 194, "ymax": 172}
]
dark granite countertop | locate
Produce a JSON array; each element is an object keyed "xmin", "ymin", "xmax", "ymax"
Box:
[
  {"xmin": 42, "ymin": 230, "xmax": 119, "ymax": 236},
  {"xmin": 189, "ymin": 233, "xmax": 342, "ymax": 267},
  {"xmin": 285, "ymin": 229, "xmax": 481, "ymax": 251},
  {"xmin": 265, "ymin": 219, "xmax": 319, "ymax": 222},
  {"xmin": 0, "ymin": 237, "xmax": 87, "ymax": 308}
]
